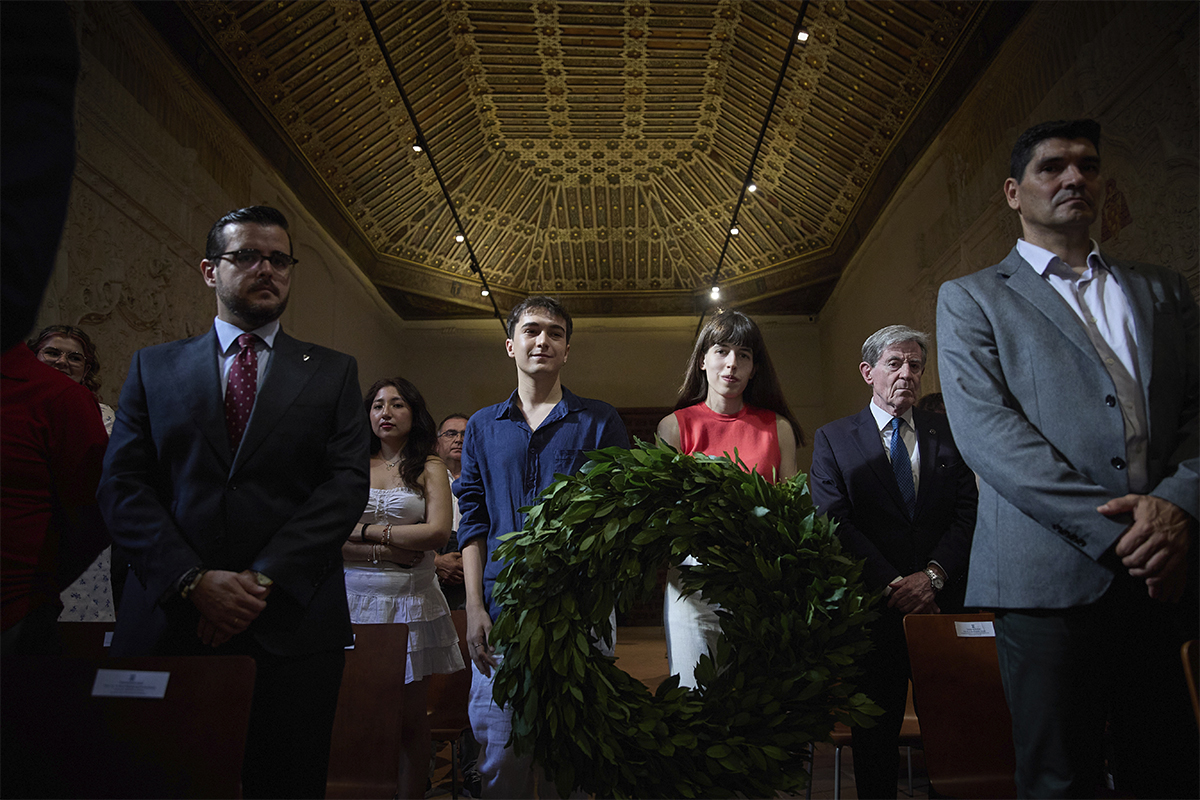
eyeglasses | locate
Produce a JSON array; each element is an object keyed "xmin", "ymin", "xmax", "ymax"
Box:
[
  {"xmin": 215, "ymin": 249, "xmax": 298, "ymax": 271},
  {"xmin": 438, "ymin": 430, "xmax": 466, "ymax": 441},
  {"xmin": 38, "ymin": 346, "xmax": 87, "ymax": 367}
]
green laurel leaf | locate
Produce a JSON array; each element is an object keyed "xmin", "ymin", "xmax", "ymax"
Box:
[{"xmin": 489, "ymin": 441, "xmax": 879, "ymax": 799}]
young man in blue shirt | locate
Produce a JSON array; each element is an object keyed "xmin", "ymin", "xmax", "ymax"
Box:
[{"xmin": 457, "ymin": 296, "xmax": 628, "ymax": 798}]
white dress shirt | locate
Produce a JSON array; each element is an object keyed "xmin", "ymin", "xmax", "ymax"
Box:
[
  {"xmin": 868, "ymin": 401, "xmax": 946, "ymax": 588},
  {"xmin": 869, "ymin": 401, "xmax": 920, "ymax": 496},
  {"xmin": 1017, "ymin": 239, "xmax": 1148, "ymax": 492},
  {"xmin": 214, "ymin": 316, "xmax": 280, "ymax": 397}
]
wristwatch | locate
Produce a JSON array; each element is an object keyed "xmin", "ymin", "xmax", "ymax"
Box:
[
  {"xmin": 923, "ymin": 567, "xmax": 945, "ymax": 592},
  {"xmin": 178, "ymin": 566, "xmax": 208, "ymax": 600}
]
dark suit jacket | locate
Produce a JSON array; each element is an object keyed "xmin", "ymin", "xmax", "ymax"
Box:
[
  {"xmin": 809, "ymin": 406, "xmax": 978, "ymax": 601},
  {"xmin": 937, "ymin": 248, "xmax": 1198, "ymax": 609},
  {"xmin": 98, "ymin": 328, "xmax": 369, "ymax": 657}
]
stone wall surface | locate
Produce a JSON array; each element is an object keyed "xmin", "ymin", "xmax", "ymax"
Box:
[
  {"xmin": 36, "ymin": 2, "xmax": 407, "ymax": 409},
  {"xmin": 816, "ymin": 1, "xmax": 1198, "ymax": 426}
]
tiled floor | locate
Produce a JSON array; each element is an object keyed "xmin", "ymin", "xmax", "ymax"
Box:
[{"xmin": 429, "ymin": 626, "xmax": 930, "ymax": 799}]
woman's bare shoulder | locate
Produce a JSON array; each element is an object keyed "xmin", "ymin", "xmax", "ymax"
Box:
[{"xmin": 656, "ymin": 411, "xmax": 680, "ymax": 447}]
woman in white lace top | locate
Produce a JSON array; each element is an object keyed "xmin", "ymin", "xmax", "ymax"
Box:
[{"xmin": 343, "ymin": 377, "xmax": 464, "ymax": 798}]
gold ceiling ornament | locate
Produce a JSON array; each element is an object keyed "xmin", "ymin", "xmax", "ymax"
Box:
[{"xmin": 159, "ymin": 0, "xmax": 1021, "ymax": 319}]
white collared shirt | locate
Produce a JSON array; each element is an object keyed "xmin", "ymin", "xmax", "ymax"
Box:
[
  {"xmin": 869, "ymin": 401, "xmax": 943, "ymax": 590},
  {"xmin": 1017, "ymin": 239, "xmax": 1148, "ymax": 492},
  {"xmin": 869, "ymin": 401, "xmax": 920, "ymax": 497},
  {"xmin": 214, "ymin": 316, "xmax": 280, "ymax": 396}
]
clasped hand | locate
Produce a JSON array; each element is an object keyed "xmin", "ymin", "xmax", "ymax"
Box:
[
  {"xmin": 887, "ymin": 572, "xmax": 940, "ymax": 615},
  {"xmin": 434, "ymin": 551, "xmax": 464, "ymax": 584},
  {"xmin": 1101, "ymin": 493, "xmax": 1194, "ymax": 603},
  {"xmin": 191, "ymin": 569, "xmax": 271, "ymax": 647}
]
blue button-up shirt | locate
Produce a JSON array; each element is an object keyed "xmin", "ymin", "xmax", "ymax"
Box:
[{"xmin": 455, "ymin": 386, "xmax": 629, "ymax": 621}]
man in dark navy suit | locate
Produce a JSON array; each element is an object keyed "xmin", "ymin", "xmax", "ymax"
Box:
[
  {"xmin": 810, "ymin": 324, "xmax": 977, "ymax": 799},
  {"xmin": 98, "ymin": 206, "xmax": 369, "ymax": 798}
]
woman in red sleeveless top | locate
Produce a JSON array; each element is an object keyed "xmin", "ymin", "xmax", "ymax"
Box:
[{"xmin": 656, "ymin": 310, "xmax": 804, "ymax": 688}]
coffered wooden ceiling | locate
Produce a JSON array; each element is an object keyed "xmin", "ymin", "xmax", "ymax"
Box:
[{"xmin": 140, "ymin": 0, "xmax": 1028, "ymax": 320}]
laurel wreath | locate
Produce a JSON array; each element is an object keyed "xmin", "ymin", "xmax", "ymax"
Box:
[{"xmin": 489, "ymin": 442, "xmax": 881, "ymax": 799}]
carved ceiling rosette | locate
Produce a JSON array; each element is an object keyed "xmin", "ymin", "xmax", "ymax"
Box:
[{"xmin": 157, "ymin": 0, "xmax": 1018, "ymax": 319}]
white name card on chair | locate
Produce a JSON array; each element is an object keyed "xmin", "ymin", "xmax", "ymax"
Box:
[
  {"xmin": 954, "ymin": 620, "xmax": 996, "ymax": 638},
  {"xmin": 92, "ymin": 669, "xmax": 170, "ymax": 698}
]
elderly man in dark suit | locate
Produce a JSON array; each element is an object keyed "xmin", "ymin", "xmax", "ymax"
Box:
[
  {"xmin": 98, "ymin": 206, "xmax": 369, "ymax": 798},
  {"xmin": 810, "ymin": 324, "xmax": 977, "ymax": 799},
  {"xmin": 937, "ymin": 119, "xmax": 1198, "ymax": 798}
]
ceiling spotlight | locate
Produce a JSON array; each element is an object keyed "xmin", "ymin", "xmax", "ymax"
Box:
[
  {"xmin": 710, "ymin": 286, "xmax": 721, "ymax": 298},
  {"xmin": 455, "ymin": 234, "xmax": 465, "ymax": 243},
  {"xmin": 797, "ymin": 28, "xmax": 810, "ymax": 43},
  {"xmin": 481, "ymin": 288, "xmax": 490, "ymax": 297},
  {"xmin": 730, "ymin": 226, "xmax": 740, "ymax": 235},
  {"xmin": 412, "ymin": 143, "xmax": 423, "ymax": 153},
  {"xmin": 747, "ymin": 182, "xmax": 758, "ymax": 193}
]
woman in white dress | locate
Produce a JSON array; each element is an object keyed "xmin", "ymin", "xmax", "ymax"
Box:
[
  {"xmin": 343, "ymin": 377, "xmax": 465, "ymax": 798},
  {"xmin": 656, "ymin": 310, "xmax": 803, "ymax": 689}
]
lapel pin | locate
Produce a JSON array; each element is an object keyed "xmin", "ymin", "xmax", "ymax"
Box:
[{"xmin": 303, "ymin": 354, "xmax": 310, "ymax": 361}]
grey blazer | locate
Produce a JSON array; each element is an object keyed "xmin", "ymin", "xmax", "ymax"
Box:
[{"xmin": 936, "ymin": 247, "xmax": 1198, "ymax": 610}]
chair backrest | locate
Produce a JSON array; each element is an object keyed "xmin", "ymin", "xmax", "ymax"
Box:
[
  {"xmin": 903, "ymin": 612, "xmax": 1017, "ymax": 799},
  {"xmin": 1183, "ymin": 639, "xmax": 1199, "ymax": 729},
  {"xmin": 57, "ymin": 621, "xmax": 115, "ymax": 659},
  {"xmin": 1, "ymin": 653, "xmax": 256, "ymax": 798},
  {"xmin": 326, "ymin": 622, "xmax": 409, "ymax": 800},
  {"xmin": 427, "ymin": 609, "xmax": 471, "ymax": 738},
  {"xmin": 898, "ymin": 680, "xmax": 921, "ymax": 743}
]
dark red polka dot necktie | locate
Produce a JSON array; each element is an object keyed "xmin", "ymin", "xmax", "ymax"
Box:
[{"xmin": 225, "ymin": 333, "xmax": 260, "ymax": 451}]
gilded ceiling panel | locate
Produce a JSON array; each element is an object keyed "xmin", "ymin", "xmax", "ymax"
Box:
[{"xmin": 154, "ymin": 0, "xmax": 1024, "ymax": 318}]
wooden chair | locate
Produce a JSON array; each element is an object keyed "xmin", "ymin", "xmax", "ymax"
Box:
[
  {"xmin": 830, "ymin": 681, "xmax": 922, "ymax": 799},
  {"xmin": 1, "ymin": 653, "xmax": 256, "ymax": 798},
  {"xmin": 326, "ymin": 622, "xmax": 409, "ymax": 799},
  {"xmin": 1183, "ymin": 639, "xmax": 1199, "ymax": 729},
  {"xmin": 57, "ymin": 620, "xmax": 115, "ymax": 659},
  {"xmin": 903, "ymin": 612, "xmax": 1017, "ymax": 798},
  {"xmin": 427, "ymin": 609, "xmax": 472, "ymax": 799}
]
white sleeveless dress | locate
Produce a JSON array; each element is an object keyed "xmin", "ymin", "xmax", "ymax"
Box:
[{"xmin": 344, "ymin": 486, "xmax": 465, "ymax": 683}]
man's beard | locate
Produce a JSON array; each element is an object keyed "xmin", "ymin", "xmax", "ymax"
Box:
[{"xmin": 216, "ymin": 273, "xmax": 288, "ymax": 328}]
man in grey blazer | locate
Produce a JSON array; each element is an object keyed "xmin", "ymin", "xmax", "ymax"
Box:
[
  {"xmin": 937, "ymin": 119, "xmax": 1197, "ymax": 798},
  {"xmin": 99, "ymin": 206, "xmax": 370, "ymax": 798}
]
